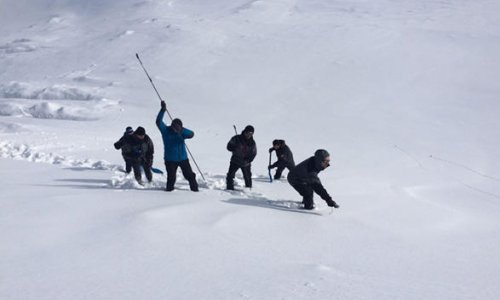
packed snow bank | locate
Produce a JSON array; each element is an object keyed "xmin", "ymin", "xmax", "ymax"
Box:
[
  {"xmin": 0, "ymin": 82, "xmax": 102, "ymax": 101},
  {"xmin": 0, "ymin": 82, "xmax": 119, "ymax": 120},
  {"xmin": 0, "ymin": 141, "xmax": 114, "ymax": 170}
]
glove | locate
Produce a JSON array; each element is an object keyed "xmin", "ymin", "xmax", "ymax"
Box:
[
  {"xmin": 268, "ymin": 147, "xmax": 274, "ymax": 153},
  {"xmin": 160, "ymin": 101, "xmax": 166, "ymax": 111},
  {"xmin": 326, "ymin": 198, "xmax": 339, "ymax": 208}
]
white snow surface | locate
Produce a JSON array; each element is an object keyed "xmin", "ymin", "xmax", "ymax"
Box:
[{"xmin": 1, "ymin": 0, "xmax": 500, "ymax": 299}]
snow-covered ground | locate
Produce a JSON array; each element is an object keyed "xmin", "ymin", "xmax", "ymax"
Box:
[{"xmin": 1, "ymin": 0, "xmax": 499, "ymax": 299}]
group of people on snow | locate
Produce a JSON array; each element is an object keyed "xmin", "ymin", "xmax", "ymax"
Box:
[{"xmin": 114, "ymin": 101, "xmax": 339, "ymax": 210}]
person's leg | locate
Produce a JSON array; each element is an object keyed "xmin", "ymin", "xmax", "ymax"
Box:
[
  {"xmin": 132, "ymin": 162, "xmax": 142, "ymax": 183},
  {"xmin": 143, "ymin": 161, "xmax": 153, "ymax": 182},
  {"xmin": 290, "ymin": 182, "xmax": 314, "ymax": 209},
  {"xmin": 226, "ymin": 162, "xmax": 239, "ymax": 190},
  {"xmin": 241, "ymin": 165, "xmax": 252, "ymax": 188},
  {"xmin": 165, "ymin": 161, "xmax": 179, "ymax": 191},
  {"xmin": 180, "ymin": 160, "xmax": 198, "ymax": 191},
  {"xmin": 125, "ymin": 158, "xmax": 132, "ymax": 173},
  {"xmin": 302, "ymin": 187, "xmax": 315, "ymax": 209},
  {"xmin": 274, "ymin": 161, "xmax": 286, "ymax": 180}
]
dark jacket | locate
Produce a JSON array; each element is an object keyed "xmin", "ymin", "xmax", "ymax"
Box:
[
  {"xmin": 227, "ymin": 134, "xmax": 257, "ymax": 167},
  {"xmin": 156, "ymin": 110, "xmax": 194, "ymax": 162},
  {"xmin": 270, "ymin": 143, "xmax": 295, "ymax": 169},
  {"xmin": 114, "ymin": 133, "xmax": 132, "ymax": 157},
  {"xmin": 114, "ymin": 134, "xmax": 154, "ymax": 163},
  {"xmin": 287, "ymin": 156, "xmax": 332, "ymax": 201}
]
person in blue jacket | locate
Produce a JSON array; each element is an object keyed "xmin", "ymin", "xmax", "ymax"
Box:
[{"xmin": 156, "ymin": 101, "xmax": 199, "ymax": 192}]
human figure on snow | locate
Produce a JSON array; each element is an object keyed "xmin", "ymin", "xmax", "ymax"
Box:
[
  {"xmin": 287, "ymin": 149, "xmax": 339, "ymax": 210},
  {"xmin": 114, "ymin": 126, "xmax": 134, "ymax": 173},
  {"xmin": 156, "ymin": 100, "xmax": 199, "ymax": 192},
  {"xmin": 114, "ymin": 126, "xmax": 154, "ymax": 184},
  {"xmin": 226, "ymin": 125, "xmax": 257, "ymax": 190},
  {"xmin": 268, "ymin": 139, "xmax": 295, "ymax": 180}
]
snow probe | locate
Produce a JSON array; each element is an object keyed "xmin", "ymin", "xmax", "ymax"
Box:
[{"xmin": 268, "ymin": 152, "xmax": 273, "ymax": 182}]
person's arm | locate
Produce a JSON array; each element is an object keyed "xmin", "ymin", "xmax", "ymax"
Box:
[
  {"xmin": 156, "ymin": 102, "xmax": 167, "ymax": 132},
  {"xmin": 227, "ymin": 136, "xmax": 237, "ymax": 152},
  {"xmin": 248, "ymin": 142, "xmax": 257, "ymax": 162},
  {"xmin": 310, "ymin": 176, "xmax": 332, "ymax": 201},
  {"xmin": 114, "ymin": 137, "xmax": 124, "ymax": 150},
  {"xmin": 146, "ymin": 137, "xmax": 154, "ymax": 160}
]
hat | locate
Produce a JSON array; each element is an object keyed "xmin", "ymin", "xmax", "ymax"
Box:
[
  {"xmin": 314, "ymin": 149, "xmax": 330, "ymax": 161},
  {"xmin": 243, "ymin": 125, "xmax": 254, "ymax": 134},
  {"xmin": 172, "ymin": 118, "xmax": 183, "ymax": 128},
  {"xmin": 135, "ymin": 126, "xmax": 146, "ymax": 136},
  {"xmin": 272, "ymin": 139, "xmax": 284, "ymax": 146},
  {"xmin": 125, "ymin": 126, "xmax": 134, "ymax": 134}
]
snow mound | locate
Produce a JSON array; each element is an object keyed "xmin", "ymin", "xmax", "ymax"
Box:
[
  {"xmin": 0, "ymin": 103, "xmax": 24, "ymax": 117},
  {"xmin": 26, "ymin": 102, "xmax": 98, "ymax": 121},
  {"xmin": 0, "ymin": 81, "xmax": 102, "ymax": 101},
  {"xmin": 0, "ymin": 82, "xmax": 119, "ymax": 120},
  {"xmin": 0, "ymin": 101, "xmax": 98, "ymax": 121}
]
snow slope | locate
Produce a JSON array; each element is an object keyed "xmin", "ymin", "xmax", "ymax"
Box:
[{"xmin": 1, "ymin": 0, "xmax": 500, "ymax": 299}]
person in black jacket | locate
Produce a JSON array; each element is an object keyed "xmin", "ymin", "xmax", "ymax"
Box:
[
  {"xmin": 287, "ymin": 149, "xmax": 339, "ymax": 210},
  {"xmin": 268, "ymin": 139, "xmax": 295, "ymax": 180},
  {"xmin": 114, "ymin": 126, "xmax": 154, "ymax": 184},
  {"xmin": 226, "ymin": 125, "xmax": 257, "ymax": 190},
  {"xmin": 114, "ymin": 126, "xmax": 134, "ymax": 173}
]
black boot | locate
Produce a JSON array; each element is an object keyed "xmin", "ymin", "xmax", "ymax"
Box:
[
  {"xmin": 226, "ymin": 178, "xmax": 234, "ymax": 190},
  {"xmin": 189, "ymin": 179, "xmax": 199, "ymax": 192}
]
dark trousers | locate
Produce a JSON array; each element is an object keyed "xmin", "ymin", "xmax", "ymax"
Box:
[
  {"xmin": 273, "ymin": 161, "xmax": 293, "ymax": 180},
  {"xmin": 124, "ymin": 158, "xmax": 132, "ymax": 173},
  {"xmin": 165, "ymin": 160, "xmax": 198, "ymax": 191},
  {"xmin": 290, "ymin": 181, "xmax": 314, "ymax": 208},
  {"xmin": 132, "ymin": 160, "xmax": 152, "ymax": 183},
  {"xmin": 226, "ymin": 162, "xmax": 252, "ymax": 189}
]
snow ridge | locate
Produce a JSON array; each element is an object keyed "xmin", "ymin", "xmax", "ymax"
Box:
[
  {"xmin": 0, "ymin": 81, "xmax": 101, "ymax": 101},
  {"xmin": 0, "ymin": 81, "xmax": 117, "ymax": 120},
  {"xmin": 0, "ymin": 141, "xmax": 116, "ymax": 170}
]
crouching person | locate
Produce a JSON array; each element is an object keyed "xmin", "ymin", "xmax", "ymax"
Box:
[
  {"xmin": 287, "ymin": 149, "xmax": 339, "ymax": 210},
  {"xmin": 268, "ymin": 139, "xmax": 295, "ymax": 180}
]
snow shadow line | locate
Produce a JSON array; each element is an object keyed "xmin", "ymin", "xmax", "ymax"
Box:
[{"xmin": 224, "ymin": 198, "xmax": 323, "ymax": 215}]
